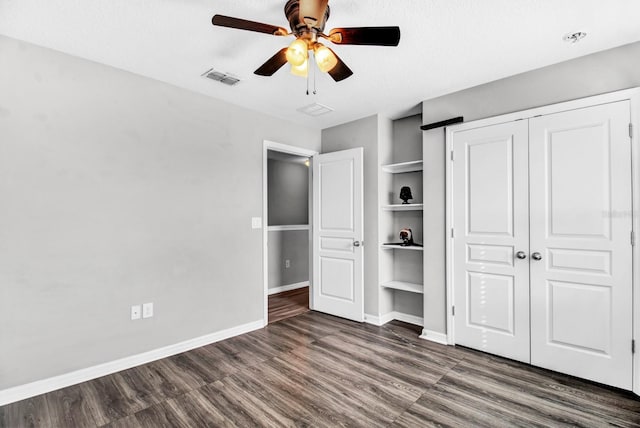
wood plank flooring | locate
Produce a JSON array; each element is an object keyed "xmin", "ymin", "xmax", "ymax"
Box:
[
  {"xmin": 268, "ymin": 287, "xmax": 309, "ymax": 324},
  {"xmin": 2, "ymin": 311, "xmax": 640, "ymax": 427}
]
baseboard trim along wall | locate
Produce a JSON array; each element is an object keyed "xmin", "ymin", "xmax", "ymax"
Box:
[
  {"xmin": 267, "ymin": 281, "xmax": 309, "ymax": 295},
  {"xmin": 419, "ymin": 329, "xmax": 449, "ymax": 345},
  {"xmin": 364, "ymin": 312, "xmax": 423, "ymax": 327},
  {"xmin": 0, "ymin": 319, "xmax": 264, "ymax": 406}
]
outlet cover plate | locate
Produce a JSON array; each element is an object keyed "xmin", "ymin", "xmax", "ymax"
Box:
[{"xmin": 131, "ymin": 305, "xmax": 141, "ymax": 320}]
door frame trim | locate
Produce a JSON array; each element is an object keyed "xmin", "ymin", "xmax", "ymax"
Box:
[
  {"xmin": 262, "ymin": 140, "xmax": 317, "ymax": 326},
  {"xmin": 444, "ymin": 87, "xmax": 640, "ymax": 394}
]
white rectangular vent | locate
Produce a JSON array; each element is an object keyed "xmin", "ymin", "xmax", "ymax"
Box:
[
  {"xmin": 202, "ymin": 68, "xmax": 240, "ymax": 86},
  {"xmin": 297, "ymin": 102, "xmax": 334, "ymax": 117}
]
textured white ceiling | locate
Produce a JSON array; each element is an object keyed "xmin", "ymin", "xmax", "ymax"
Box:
[{"xmin": 1, "ymin": 0, "xmax": 640, "ymax": 129}]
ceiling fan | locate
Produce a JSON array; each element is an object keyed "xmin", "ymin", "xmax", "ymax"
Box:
[{"xmin": 211, "ymin": 0, "xmax": 400, "ymax": 82}]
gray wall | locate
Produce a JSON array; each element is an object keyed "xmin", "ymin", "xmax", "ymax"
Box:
[
  {"xmin": 422, "ymin": 40, "xmax": 640, "ymax": 334},
  {"xmin": 0, "ymin": 35, "xmax": 320, "ymax": 390},
  {"xmin": 267, "ymin": 158, "xmax": 309, "ymax": 226},
  {"xmin": 322, "ymin": 115, "xmax": 381, "ymax": 316},
  {"xmin": 268, "ymin": 230, "xmax": 309, "ymax": 289}
]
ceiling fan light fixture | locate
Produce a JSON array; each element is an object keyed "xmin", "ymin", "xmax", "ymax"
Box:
[
  {"xmin": 314, "ymin": 43, "xmax": 338, "ymax": 73},
  {"xmin": 290, "ymin": 59, "xmax": 308, "ymax": 77},
  {"xmin": 285, "ymin": 38, "xmax": 308, "ymax": 66}
]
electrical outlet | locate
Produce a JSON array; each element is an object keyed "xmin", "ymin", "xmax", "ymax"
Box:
[
  {"xmin": 131, "ymin": 305, "xmax": 141, "ymax": 320},
  {"xmin": 285, "ymin": 259, "xmax": 290, "ymax": 268},
  {"xmin": 142, "ymin": 302, "xmax": 154, "ymax": 318}
]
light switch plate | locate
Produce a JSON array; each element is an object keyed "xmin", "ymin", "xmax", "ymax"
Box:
[
  {"xmin": 142, "ymin": 302, "xmax": 154, "ymax": 318},
  {"xmin": 251, "ymin": 217, "xmax": 262, "ymax": 229}
]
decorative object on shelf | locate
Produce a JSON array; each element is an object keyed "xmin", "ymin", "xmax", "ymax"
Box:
[
  {"xmin": 384, "ymin": 228, "xmax": 423, "ymax": 247},
  {"xmin": 399, "ymin": 228, "xmax": 413, "ymax": 246},
  {"xmin": 399, "ymin": 186, "xmax": 413, "ymax": 204}
]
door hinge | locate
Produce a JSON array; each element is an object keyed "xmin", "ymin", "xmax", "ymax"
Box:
[
  {"xmin": 633, "ymin": 339, "xmax": 636, "ymax": 354},
  {"xmin": 632, "ymin": 231, "xmax": 635, "ymax": 246},
  {"xmin": 450, "ymin": 151, "xmax": 454, "ymax": 161},
  {"xmin": 630, "ymin": 123, "xmax": 633, "ymax": 139},
  {"xmin": 451, "ymin": 228, "xmax": 455, "ymax": 238},
  {"xmin": 452, "ymin": 306, "xmax": 455, "ymax": 316}
]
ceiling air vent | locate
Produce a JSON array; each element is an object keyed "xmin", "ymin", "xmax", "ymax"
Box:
[
  {"xmin": 297, "ymin": 103, "xmax": 334, "ymax": 117},
  {"xmin": 202, "ymin": 68, "xmax": 240, "ymax": 86}
]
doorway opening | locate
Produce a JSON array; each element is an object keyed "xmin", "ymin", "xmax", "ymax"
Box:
[{"xmin": 263, "ymin": 141, "xmax": 316, "ymax": 324}]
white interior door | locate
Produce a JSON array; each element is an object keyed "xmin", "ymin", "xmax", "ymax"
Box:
[
  {"xmin": 529, "ymin": 101, "xmax": 633, "ymax": 389},
  {"xmin": 312, "ymin": 148, "xmax": 364, "ymax": 321},
  {"xmin": 452, "ymin": 120, "xmax": 531, "ymax": 363}
]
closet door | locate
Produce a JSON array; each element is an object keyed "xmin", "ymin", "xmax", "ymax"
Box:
[
  {"xmin": 529, "ymin": 101, "xmax": 633, "ymax": 390},
  {"xmin": 452, "ymin": 120, "xmax": 530, "ymax": 363}
]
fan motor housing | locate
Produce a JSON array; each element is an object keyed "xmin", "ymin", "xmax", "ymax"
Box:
[{"xmin": 285, "ymin": 0, "xmax": 330, "ymax": 36}]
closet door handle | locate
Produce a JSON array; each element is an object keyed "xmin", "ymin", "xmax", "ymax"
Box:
[
  {"xmin": 531, "ymin": 252, "xmax": 542, "ymax": 261},
  {"xmin": 515, "ymin": 251, "xmax": 527, "ymax": 259},
  {"xmin": 353, "ymin": 241, "xmax": 362, "ymax": 247}
]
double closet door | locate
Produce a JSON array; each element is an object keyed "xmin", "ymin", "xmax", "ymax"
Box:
[{"xmin": 452, "ymin": 101, "xmax": 633, "ymax": 390}]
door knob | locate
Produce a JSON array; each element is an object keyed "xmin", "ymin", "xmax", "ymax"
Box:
[
  {"xmin": 531, "ymin": 252, "xmax": 542, "ymax": 261},
  {"xmin": 516, "ymin": 251, "xmax": 527, "ymax": 259},
  {"xmin": 353, "ymin": 241, "xmax": 361, "ymax": 247}
]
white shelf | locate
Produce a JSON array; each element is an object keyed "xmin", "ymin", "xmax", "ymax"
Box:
[
  {"xmin": 381, "ymin": 244, "xmax": 424, "ymax": 251},
  {"xmin": 382, "ymin": 203, "xmax": 424, "ymax": 211},
  {"xmin": 381, "ymin": 160, "xmax": 423, "ymax": 174},
  {"xmin": 267, "ymin": 224, "xmax": 310, "ymax": 231},
  {"xmin": 381, "ymin": 281, "xmax": 424, "ymax": 294}
]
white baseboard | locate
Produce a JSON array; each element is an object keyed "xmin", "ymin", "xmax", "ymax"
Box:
[
  {"xmin": 364, "ymin": 311, "xmax": 422, "ymax": 327},
  {"xmin": 268, "ymin": 281, "xmax": 309, "ymax": 295},
  {"xmin": 419, "ymin": 328, "xmax": 449, "ymax": 345},
  {"xmin": 0, "ymin": 319, "xmax": 263, "ymax": 406}
]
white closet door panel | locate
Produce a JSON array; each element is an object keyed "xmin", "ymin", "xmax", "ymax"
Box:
[
  {"xmin": 452, "ymin": 120, "xmax": 530, "ymax": 363},
  {"xmin": 529, "ymin": 101, "xmax": 633, "ymax": 390}
]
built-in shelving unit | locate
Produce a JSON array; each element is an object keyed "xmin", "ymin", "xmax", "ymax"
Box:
[
  {"xmin": 382, "ymin": 203, "xmax": 423, "ymax": 211},
  {"xmin": 378, "ymin": 114, "xmax": 426, "ymax": 327}
]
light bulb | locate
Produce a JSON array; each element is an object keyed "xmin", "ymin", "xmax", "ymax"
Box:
[
  {"xmin": 314, "ymin": 44, "xmax": 338, "ymax": 73},
  {"xmin": 290, "ymin": 59, "xmax": 308, "ymax": 77},
  {"xmin": 286, "ymin": 39, "xmax": 308, "ymax": 67}
]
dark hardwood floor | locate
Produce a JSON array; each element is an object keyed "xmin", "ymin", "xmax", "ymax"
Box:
[
  {"xmin": 2, "ymin": 311, "xmax": 640, "ymax": 427},
  {"xmin": 268, "ymin": 286, "xmax": 309, "ymax": 324}
]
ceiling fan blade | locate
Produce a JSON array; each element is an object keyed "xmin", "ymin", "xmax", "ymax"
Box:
[
  {"xmin": 328, "ymin": 27, "xmax": 401, "ymax": 46},
  {"xmin": 299, "ymin": 0, "xmax": 329, "ymax": 29},
  {"xmin": 254, "ymin": 48, "xmax": 289, "ymax": 76},
  {"xmin": 325, "ymin": 48, "xmax": 353, "ymax": 82},
  {"xmin": 212, "ymin": 15, "xmax": 288, "ymax": 36}
]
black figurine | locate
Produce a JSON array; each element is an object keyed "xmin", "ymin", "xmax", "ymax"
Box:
[
  {"xmin": 399, "ymin": 228, "xmax": 414, "ymax": 246},
  {"xmin": 399, "ymin": 186, "xmax": 413, "ymax": 204}
]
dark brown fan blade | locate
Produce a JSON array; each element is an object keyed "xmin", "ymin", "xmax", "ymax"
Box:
[
  {"xmin": 328, "ymin": 27, "xmax": 400, "ymax": 46},
  {"xmin": 325, "ymin": 48, "xmax": 353, "ymax": 82},
  {"xmin": 212, "ymin": 15, "xmax": 288, "ymax": 36},
  {"xmin": 254, "ymin": 48, "xmax": 289, "ymax": 76}
]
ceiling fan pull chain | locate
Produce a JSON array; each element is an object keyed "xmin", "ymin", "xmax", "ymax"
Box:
[
  {"xmin": 306, "ymin": 64, "xmax": 310, "ymax": 95},
  {"xmin": 313, "ymin": 52, "xmax": 317, "ymax": 95}
]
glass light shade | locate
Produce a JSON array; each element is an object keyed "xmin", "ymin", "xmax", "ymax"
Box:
[
  {"xmin": 314, "ymin": 44, "xmax": 338, "ymax": 73},
  {"xmin": 285, "ymin": 39, "xmax": 308, "ymax": 67},
  {"xmin": 290, "ymin": 59, "xmax": 308, "ymax": 77}
]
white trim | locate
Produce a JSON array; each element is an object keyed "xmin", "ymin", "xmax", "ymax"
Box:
[
  {"xmin": 267, "ymin": 224, "xmax": 310, "ymax": 232},
  {"xmin": 364, "ymin": 312, "xmax": 394, "ymax": 326},
  {"xmin": 263, "ymin": 140, "xmax": 317, "ymax": 325},
  {"xmin": 447, "ymin": 87, "xmax": 640, "ymax": 134},
  {"xmin": 267, "ymin": 281, "xmax": 309, "ymax": 295},
  {"xmin": 419, "ymin": 329, "xmax": 449, "ymax": 345},
  {"xmin": 631, "ymin": 93, "xmax": 640, "ymax": 396},
  {"xmin": 0, "ymin": 319, "xmax": 263, "ymax": 406},
  {"xmin": 364, "ymin": 311, "xmax": 422, "ymax": 327}
]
